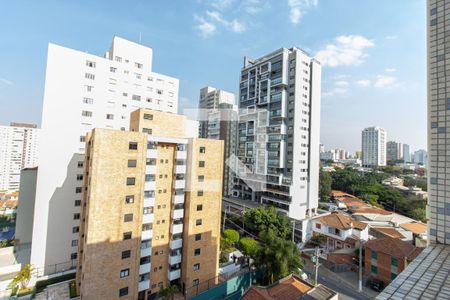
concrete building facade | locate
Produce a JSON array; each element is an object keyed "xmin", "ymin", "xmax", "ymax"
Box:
[
  {"xmin": 0, "ymin": 123, "xmax": 39, "ymax": 191},
  {"xmin": 386, "ymin": 141, "xmax": 403, "ymax": 163},
  {"xmin": 361, "ymin": 126, "xmax": 387, "ymax": 167},
  {"xmin": 31, "ymin": 36, "xmax": 180, "ymax": 274},
  {"xmin": 76, "ymin": 108, "xmax": 223, "ymax": 300},
  {"xmin": 232, "ymin": 47, "xmax": 322, "ymax": 222}
]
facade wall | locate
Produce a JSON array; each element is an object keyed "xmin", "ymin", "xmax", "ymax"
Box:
[
  {"xmin": 364, "ymin": 248, "xmax": 406, "ymax": 286},
  {"xmin": 32, "ymin": 36, "xmax": 180, "ymax": 273},
  {"xmin": 15, "ymin": 168, "xmax": 38, "ymax": 245},
  {"xmin": 361, "ymin": 127, "xmax": 387, "ymax": 167}
]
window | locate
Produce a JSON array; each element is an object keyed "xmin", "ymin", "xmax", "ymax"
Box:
[
  {"xmin": 195, "ymin": 234, "xmax": 201, "ymax": 241},
  {"xmin": 71, "ymin": 253, "xmax": 77, "ymax": 260},
  {"xmin": 199, "ymin": 147, "xmax": 206, "ymax": 153},
  {"xmin": 128, "ymin": 160, "xmax": 137, "ymax": 167},
  {"xmin": 135, "ymin": 62, "xmax": 143, "ymax": 69},
  {"xmin": 106, "ymin": 114, "xmax": 114, "ymax": 120},
  {"xmin": 391, "ymin": 273, "xmax": 397, "ymax": 280},
  {"xmin": 199, "ymin": 161, "xmax": 205, "ymax": 167},
  {"xmin": 143, "ymin": 128, "xmax": 152, "ymax": 134},
  {"xmin": 123, "ymin": 232, "xmax": 132, "ymax": 240},
  {"xmin": 71, "ymin": 239, "xmax": 78, "ymax": 247},
  {"xmin": 77, "ymin": 174, "xmax": 83, "ymax": 181},
  {"xmin": 143, "ymin": 113, "xmax": 153, "ymax": 120},
  {"xmin": 193, "ymin": 263, "xmax": 200, "ymax": 271},
  {"xmin": 391, "ymin": 257, "xmax": 398, "ymax": 267},
  {"xmin": 122, "ymin": 250, "xmax": 131, "ymax": 259},
  {"xmin": 85, "ymin": 85, "xmax": 93, "ymax": 92},
  {"xmin": 83, "ymin": 97, "xmax": 93, "ymax": 104},
  {"xmin": 125, "ymin": 195, "xmax": 134, "ymax": 204},
  {"xmin": 198, "ymin": 175, "xmax": 204, "ymax": 182},
  {"xmin": 124, "ymin": 214, "xmax": 133, "ymax": 222},
  {"xmin": 129, "ymin": 142, "xmax": 138, "ymax": 150},
  {"xmin": 119, "ymin": 287, "xmax": 128, "ymax": 297},
  {"xmin": 132, "ymin": 94, "xmax": 141, "ymax": 101},
  {"xmin": 371, "ymin": 265, "xmax": 377, "ymax": 274},
  {"xmin": 120, "ymin": 268, "xmax": 129, "ymax": 278},
  {"xmin": 82, "ymin": 110, "xmax": 93, "ymax": 117},
  {"xmin": 115, "ymin": 56, "xmax": 122, "ymax": 62},
  {"xmin": 126, "ymin": 177, "xmax": 136, "ymax": 186},
  {"xmin": 194, "ymin": 248, "xmax": 201, "ymax": 256},
  {"xmin": 315, "ymin": 223, "xmax": 321, "ymax": 229},
  {"xmin": 79, "ymin": 136, "xmax": 86, "ymax": 143},
  {"xmin": 110, "ymin": 67, "xmax": 116, "ymax": 72},
  {"xmin": 86, "ymin": 60, "xmax": 96, "ymax": 68},
  {"xmin": 193, "ymin": 279, "xmax": 199, "ymax": 286},
  {"xmin": 197, "ymin": 204, "xmax": 203, "ymax": 211},
  {"xmin": 78, "ymin": 161, "xmax": 84, "ymax": 168},
  {"xmin": 74, "ymin": 213, "xmax": 80, "ymax": 220},
  {"xmin": 196, "ymin": 219, "xmax": 202, "ymax": 226},
  {"xmin": 85, "ymin": 73, "xmax": 95, "ymax": 80},
  {"xmin": 72, "ymin": 226, "xmax": 79, "ymax": 233},
  {"xmin": 74, "ymin": 200, "xmax": 81, "ymax": 206},
  {"xmin": 371, "ymin": 251, "xmax": 377, "ymax": 260},
  {"xmin": 197, "ymin": 191, "xmax": 203, "ymax": 196}
]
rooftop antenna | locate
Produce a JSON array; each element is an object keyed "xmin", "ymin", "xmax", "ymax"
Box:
[{"xmin": 139, "ymin": 32, "xmax": 142, "ymax": 44}]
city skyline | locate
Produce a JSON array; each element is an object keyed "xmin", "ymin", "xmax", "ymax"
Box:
[{"xmin": 0, "ymin": 0, "xmax": 426, "ymax": 152}]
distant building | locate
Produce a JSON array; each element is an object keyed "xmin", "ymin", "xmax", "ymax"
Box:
[
  {"xmin": 364, "ymin": 237, "xmax": 423, "ymax": 286},
  {"xmin": 403, "ymin": 144, "xmax": 411, "ymax": 162},
  {"xmin": 413, "ymin": 149, "xmax": 428, "ymax": 167},
  {"xmin": 361, "ymin": 127, "xmax": 386, "ymax": 167},
  {"xmin": 320, "ymin": 151, "xmax": 335, "ymax": 161},
  {"xmin": 0, "ymin": 123, "xmax": 39, "ymax": 191},
  {"xmin": 386, "ymin": 141, "xmax": 403, "ymax": 162},
  {"xmin": 319, "ymin": 143, "xmax": 325, "ymax": 153},
  {"xmin": 355, "ymin": 151, "xmax": 362, "ymax": 159}
]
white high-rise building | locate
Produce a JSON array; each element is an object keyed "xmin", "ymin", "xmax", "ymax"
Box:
[
  {"xmin": 30, "ymin": 36, "xmax": 180, "ymax": 274},
  {"xmin": 232, "ymin": 47, "xmax": 321, "ymax": 223},
  {"xmin": 361, "ymin": 126, "xmax": 387, "ymax": 167},
  {"xmin": 413, "ymin": 149, "xmax": 428, "ymax": 167},
  {"xmin": 403, "ymin": 143, "xmax": 411, "ymax": 162},
  {"xmin": 0, "ymin": 123, "xmax": 39, "ymax": 191}
]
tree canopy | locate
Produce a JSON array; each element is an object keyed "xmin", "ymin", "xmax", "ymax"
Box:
[{"xmin": 243, "ymin": 206, "xmax": 291, "ymax": 238}]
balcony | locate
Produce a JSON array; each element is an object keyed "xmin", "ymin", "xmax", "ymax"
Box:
[
  {"xmin": 142, "ymin": 229, "xmax": 153, "ymax": 240},
  {"xmin": 144, "ymin": 197, "xmax": 154, "ymax": 207},
  {"xmin": 139, "ymin": 263, "xmax": 151, "ymax": 274},
  {"xmin": 146, "ymin": 165, "xmax": 157, "ymax": 174},
  {"xmin": 147, "ymin": 149, "xmax": 157, "ymax": 158},
  {"xmin": 142, "ymin": 213, "xmax": 154, "ymax": 224},
  {"xmin": 172, "ymin": 209, "xmax": 184, "ymax": 219},
  {"xmin": 171, "ymin": 223, "xmax": 183, "ymax": 234},
  {"xmin": 140, "ymin": 246, "xmax": 152, "ymax": 257},
  {"xmin": 175, "ymin": 165, "xmax": 186, "ymax": 174},
  {"xmin": 172, "ymin": 194, "xmax": 184, "ymax": 204},
  {"xmin": 169, "ymin": 253, "xmax": 182, "ymax": 265},
  {"xmin": 144, "ymin": 181, "xmax": 155, "ymax": 191},
  {"xmin": 175, "ymin": 151, "xmax": 187, "ymax": 160},
  {"xmin": 168, "ymin": 269, "xmax": 181, "ymax": 281},
  {"xmin": 170, "ymin": 239, "xmax": 183, "ymax": 250},
  {"xmin": 174, "ymin": 180, "xmax": 186, "ymax": 189},
  {"xmin": 138, "ymin": 280, "xmax": 150, "ymax": 292}
]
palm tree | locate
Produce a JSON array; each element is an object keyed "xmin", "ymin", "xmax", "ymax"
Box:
[
  {"xmin": 157, "ymin": 284, "xmax": 179, "ymax": 300},
  {"xmin": 9, "ymin": 264, "xmax": 34, "ymax": 291}
]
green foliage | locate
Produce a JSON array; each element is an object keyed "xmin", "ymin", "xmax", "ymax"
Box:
[
  {"xmin": 319, "ymin": 169, "xmax": 332, "ymax": 202},
  {"xmin": 309, "ymin": 234, "xmax": 326, "ymax": 247},
  {"xmin": 157, "ymin": 284, "xmax": 179, "ymax": 300},
  {"xmin": 254, "ymin": 229, "xmax": 303, "ymax": 285},
  {"xmin": 243, "ymin": 206, "xmax": 291, "ymax": 238},
  {"xmin": 239, "ymin": 237, "xmax": 260, "ymax": 257},
  {"xmin": 35, "ymin": 273, "xmax": 76, "ymax": 294},
  {"xmin": 410, "ymin": 208, "xmax": 426, "ymax": 221},
  {"xmin": 223, "ymin": 229, "xmax": 240, "ymax": 245},
  {"xmin": 0, "ymin": 239, "xmax": 15, "ymax": 248},
  {"xmin": 9, "ymin": 264, "xmax": 33, "ymax": 291},
  {"xmin": 403, "ymin": 177, "xmax": 427, "ymax": 191}
]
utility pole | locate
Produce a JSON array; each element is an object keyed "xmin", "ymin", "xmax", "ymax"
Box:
[
  {"xmin": 222, "ymin": 208, "xmax": 227, "ymax": 232},
  {"xmin": 292, "ymin": 221, "xmax": 295, "ymax": 242},
  {"xmin": 359, "ymin": 241, "xmax": 363, "ymax": 292},
  {"xmin": 314, "ymin": 247, "xmax": 319, "ymax": 285}
]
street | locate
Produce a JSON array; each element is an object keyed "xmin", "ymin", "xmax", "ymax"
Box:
[{"xmin": 303, "ymin": 261, "xmax": 378, "ymax": 300}]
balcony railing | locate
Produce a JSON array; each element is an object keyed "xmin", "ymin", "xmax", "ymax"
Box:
[
  {"xmin": 171, "ymin": 223, "xmax": 183, "ymax": 234},
  {"xmin": 174, "ymin": 179, "xmax": 186, "ymax": 189},
  {"xmin": 170, "ymin": 238, "xmax": 183, "ymax": 250},
  {"xmin": 173, "ymin": 194, "xmax": 184, "ymax": 204},
  {"xmin": 139, "ymin": 263, "xmax": 151, "ymax": 274},
  {"xmin": 168, "ymin": 269, "xmax": 181, "ymax": 281},
  {"xmin": 142, "ymin": 229, "xmax": 153, "ymax": 240},
  {"xmin": 169, "ymin": 252, "xmax": 182, "ymax": 265},
  {"xmin": 172, "ymin": 208, "xmax": 184, "ymax": 219},
  {"xmin": 142, "ymin": 213, "xmax": 154, "ymax": 224},
  {"xmin": 138, "ymin": 280, "xmax": 150, "ymax": 292}
]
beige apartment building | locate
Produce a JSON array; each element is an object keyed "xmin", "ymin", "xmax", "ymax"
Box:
[{"xmin": 76, "ymin": 108, "xmax": 224, "ymax": 300}]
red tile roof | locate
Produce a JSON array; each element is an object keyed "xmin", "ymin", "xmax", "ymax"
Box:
[
  {"xmin": 371, "ymin": 227, "xmax": 405, "ymax": 239},
  {"xmin": 242, "ymin": 275, "xmax": 313, "ymax": 300},
  {"xmin": 317, "ymin": 212, "xmax": 368, "ymax": 231},
  {"xmin": 348, "ymin": 207, "xmax": 392, "ymax": 215},
  {"xmin": 365, "ymin": 237, "xmax": 423, "ymax": 259},
  {"xmin": 399, "ymin": 222, "xmax": 427, "ymax": 235}
]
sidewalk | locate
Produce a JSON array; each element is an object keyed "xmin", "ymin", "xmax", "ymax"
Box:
[{"xmin": 304, "ymin": 260, "xmax": 378, "ymax": 299}]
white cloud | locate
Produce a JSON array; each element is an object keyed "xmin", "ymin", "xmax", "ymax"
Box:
[
  {"xmin": 374, "ymin": 75, "xmax": 397, "ymax": 88},
  {"xmin": 357, "ymin": 79, "xmax": 371, "ymax": 87},
  {"xmin": 323, "ymin": 79, "xmax": 349, "ymax": 98},
  {"xmin": 384, "ymin": 68, "xmax": 396, "ymax": 72},
  {"xmin": 195, "ymin": 16, "xmax": 217, "ymax": 38},
  {"xmin": 209, "ymin": 0, "xmax": 234, "ymax": 10},
  {"xmin": 315, "ymin": 35, "xmax": 374, "ymax": 67},
  {"xmin": 241, "ymin": 0, "xmax": 269, "ymax": 14},
  {"xmin": 0, "ymin": 78, "xmax": 13, "ymax": 85},
  {"xmin": 287, "ymin": 0, "xmax": 318, "ymax": 24},
  {"xmin": 205, "ymin": 10, "xmax": 245, "ymax": 33}
]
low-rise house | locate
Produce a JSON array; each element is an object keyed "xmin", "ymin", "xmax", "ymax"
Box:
[
  {"xmin": 242, "ymin": 274, "xmax": 338, "ymax": 300},
  {"xmin": 370, "ymin": 227, "xmax": 405, "ymax": 240},
  {"xmin": 399, "ymin": 222, "xmax": 428, "ymax": 247},
  {"xmin": 312, "ymin": 212, "xmax": 369, "ymax": 250},
  {"xmin": 364, "ymin": 237, "xmax": 423, "ymax": 286},
  {"xmin": 382, "ymin": 177, "xmax": 404, "ymax": 186}
]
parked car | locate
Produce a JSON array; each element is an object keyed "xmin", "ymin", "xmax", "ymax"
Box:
[{"xmin": 369, "ymin": 279, "xmax": 385, "ymax": 292}]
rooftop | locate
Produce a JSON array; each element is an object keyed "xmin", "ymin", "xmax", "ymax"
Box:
[
  {"xmin": 317, "ymin": 212, "xmax": 367, "ymax": 231},
  {"xmin": 371, "ymin": 227, "xmax": 405, "ymax": 239},
  {"xmin": 399, "ymin": 222, "xmax": 427, "ymax": 235},
  {"xmin": 365, "ymin": 237, "xmax": 423, "ymax": 259},
  {"xmin": 377, "ymin": 245, "xmax": 450, "ymax": 299}
]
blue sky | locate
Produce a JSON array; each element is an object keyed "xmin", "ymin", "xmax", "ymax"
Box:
[{"xmin": 0, "ymin": 0, "xmax": 426, "ymax": 152}]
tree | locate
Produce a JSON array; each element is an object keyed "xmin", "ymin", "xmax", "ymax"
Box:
[
  {"xmin": 9, "ymin": 264, "xmax": 33, "ymax": 291},
  {"xmin": 243, "ymin": 206, "xmax": 291, "ymax": 238},
  {"xmin": 223, "ymin": 229, "xmax": 240, "ymax": 245},
  {"xmin": 410, "ymin": 208, "xmax": 426, "ymax": 222},
  {"xmin": 319, "ymin": 169, "xmax": 332, "ymax": 202},
  {"xmin": 157, "ymin": 284, "xmax": 179, "ymax": 300},
  {"xmin": 254, "ymin": 229, "xmax": 303, "ymax": 285},
  {"xmin": 239, "ymin": 237, "xmax": 260, "ymax": 257},
  {"xmin": 309, "ymin": 234, "xmax": 326, "ymax": 247}
]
